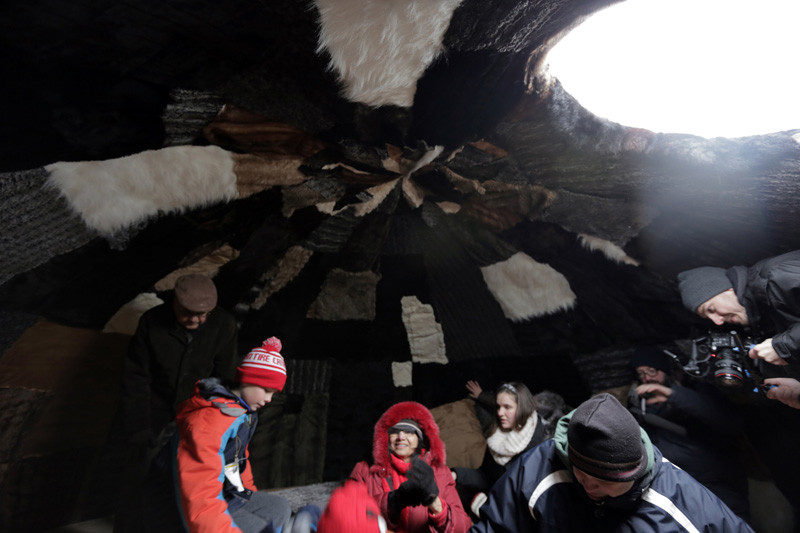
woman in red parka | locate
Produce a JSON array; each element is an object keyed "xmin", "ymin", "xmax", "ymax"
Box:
[{"xmin": 349, "ymin": 401, "xmax": 471, "ymax": 533}]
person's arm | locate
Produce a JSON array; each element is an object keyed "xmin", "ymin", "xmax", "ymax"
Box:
[
  {"xmin": 176, "ymin": 416, "xmax": 242, "ymax": 533},
  {"xmin": 765, "ymin": 377, "xmax": 800, "ymax": 409},
  {"xmin": 749, "ymin": 337, "xmax": 789, "ymax": 366},
  {"xmin": 349, "ymin": 462, "xmax": 396, "ymax": 529},
  {"xmin": 212, "ymin": 311, "xmax": 239, "ymax": 382},
  {"xmin": 241, "ymin": 443, "xmax": 257, "ymax": 492},
  {"xmin": 756, "ymin": 265, "xmax": 800, "ymax": 364},
  {"xmin": 429, "ymin": 464, "xmax": 471, "ymax": 533},
  {"xmin": 656, "ymin": 383, "xmax": 742, "ymax": 435},
  {"xmin": 121, "ymin": 317, "xmax": 155, "ymax": 442},
  {"xmin": 470, "ymin": 447, "xmax": 543, "ymax": 532}
]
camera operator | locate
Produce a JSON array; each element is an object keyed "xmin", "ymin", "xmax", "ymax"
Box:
[
  {"xmin": 678, "ymin": 251, "xmax": 800, "ymax": 528},
  {"xmin": 677, "ymin": 250, "xmax": 800, "ymax": 370},
  {"xmin": 627, "ymin": 346, "xmax": 750, "ymax": 521}
]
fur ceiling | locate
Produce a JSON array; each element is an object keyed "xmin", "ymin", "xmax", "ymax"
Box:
[
  {"xmin": 2, "ymin": 0, "xmax": 800, "ymax": 378},
  {"xmin": 4, "ymin": 2, "xmax": 800, "ymax": 530}
]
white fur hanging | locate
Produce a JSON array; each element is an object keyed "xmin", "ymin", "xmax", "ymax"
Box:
[
  {"xmin": 481, "ymin": 252, "xmax": 576, "ymax": 321},
  {"xmin": 46, "ymin": 146, "xmax": 238, "ymax": 235},
  {"xmin": 578, "ymin": 234, "xmax": 640, "ymax": 266},
  {"xmin": 314, "ymin": 0, "xmax": 463, "ymax": 107}
]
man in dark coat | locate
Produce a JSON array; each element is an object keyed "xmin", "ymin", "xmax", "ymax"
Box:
[
  {"xmin": 470, "ymin": 393, "xmax": 753, "ymax": 532},
  {"xmin": 678, "ymin": 251, "xmax": 800, "ymax": 527},
  {"xmin": 121, "ymin": 273, "xmax": 239, "ymax": 442},
  {"xmin": 115, "ymin": 273, "xmax": 238, "ymax": 532},
  {"xmin": 677, "ymin": 250, "xmax": 800, "ymax": 368},
  {"xmin": 627, "ymin": 347, "xmax": 750, "ymax": 520}
]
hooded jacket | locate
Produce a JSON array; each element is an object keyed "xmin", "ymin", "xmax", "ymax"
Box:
[
  {"xmin": 175, "ymin": 378, "xmax": 258, "ymax": 533},
  {"xmin": 470, "ymin": 410, "xmax": 754, "ymax": 532},
  {"xmin": 349, "ymin": 401, "xmax": 471, "ymax": 533},
  {"xmin": 727, "ymin": 250, "xmax": 800, "ymax": 364}
]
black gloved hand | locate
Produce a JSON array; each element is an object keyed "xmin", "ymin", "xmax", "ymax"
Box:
[
  {"xmin": 387, "ymin": 480, "xmax": 424, "ymax": 518},
  {"xmin": 407, "ymin": 457, "xmax": 439, "ymax": 506}
]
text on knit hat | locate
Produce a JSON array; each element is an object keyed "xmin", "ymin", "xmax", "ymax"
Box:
[{"xmin": 236, "ymin": 337, "xmax": 287, "ymax": 391}]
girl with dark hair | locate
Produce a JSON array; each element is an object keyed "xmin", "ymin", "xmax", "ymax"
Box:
[{"xmin": 452, "ymin": 381, "xmax": 567, "ymax": 519}]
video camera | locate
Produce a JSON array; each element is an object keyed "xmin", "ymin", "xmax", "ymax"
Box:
[{"xmin": 664, "ymin": 330, "xmax": 766, "ymax": 396}]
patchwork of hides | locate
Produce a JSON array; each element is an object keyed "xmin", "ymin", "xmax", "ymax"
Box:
[
  {"xmin": 392, "ymin": 361, "xmax": 413, "ymax": 387},
  {"xmin": 0, "ymin": 167, "xmax": 95, "ymax": 286},
  {"xmin": 480, "ymin": 251, "xmax": 576, "ymax": 321},
  {"xmin": 306, "ymin": 269, "xmax": 380, "ymax": 320},
  {"xmin": 401, "ymin": 295, "xmax": 448, "ymax": 364},
  {"xmin": 154, "ymin": 244, "xmax": 240, "ymax": 292},
  {"xmin": 314, "ymin": 0, "xmax": 463, "ymax": 107},
  {"xmin": 232, "ymin": 154, "xmax": 308, "ymax": 197},
  {"xmin": 46, "ymin": 146, "xmax": 239, "ymax": 236},
  {"xmin": 252, "ymin": 246, "xmax": 314, "ymax": 310},
  {"xmin": 429, "ymin": 398, "xmax": 486, "ymax": 469}
]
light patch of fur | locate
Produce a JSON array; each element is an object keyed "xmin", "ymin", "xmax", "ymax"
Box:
[
  {"xmin": 307, "ymin": 269, "xmax": 380, "ymax": 320},
  {"xmin": 103, "ymin": 293, "xmax": 164, "ymax": 335},
  {"xmin": 792, "ymin": 132, "xmax": 800, "ymax": 146},
  {"xmin": 403, "ymin": 175, "xmax": 426, "ymax": 208},
  {"xmin": 392, "ymin": 361, "xmax": 414, "ymax": 387},
  {"xmin": 232, "ymin": 154, "xmax": 307, "ymax": 197},
  {"xmin": 314, "ymin": 0, "xmax": 463, "ymax": 107},
  {"xmin": 354, "ymin": 179, "xmax": 400, "ymax": 216},
  {"xmin": 154, "ymin": 244, "xmax": 240, "ymax": 292},
  {"xmin": 252, "ymin": 246, "xmax": 314, "ymax": 310},
  {"xmin": 578, "ymin": 234, "xmax": 640, "ymax": 266},
  {"xmin": 481, "ymin": 252, "xmax": 576, "ymax": 321},
  {"xmin": 46, "ymin": 146, "xmax": 238, "ymax": 235},
  {"xmin": 436, "ymin": 201, "xmax": 461, "ymax": 214},
  {"xmin": 315, "ymin": 200, "xmax": 337, "ymax": 214},
  {"xmin": 401, "ymin": 295, "xmax": 448, "ymax": 364}
]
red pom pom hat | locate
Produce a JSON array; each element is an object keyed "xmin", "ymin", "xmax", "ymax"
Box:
[{"xmin": 236, "ymin": 337, "xmax": 287, "ymax": 391}]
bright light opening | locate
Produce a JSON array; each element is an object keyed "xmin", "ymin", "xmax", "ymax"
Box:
[{"xmin": 547, "ymin": 0, "xmax": 800, "ymax": 139}]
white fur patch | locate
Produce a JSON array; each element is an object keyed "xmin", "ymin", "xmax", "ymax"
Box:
[
  {"xmin": 314, "ymin": 0, "xmax": 463, "ymax": 107},
  {"xmin": 46, "ymin": 146, "xmax": 238, "ymax": 235},
  {"xmin": 401, "ymin": 295, "xmax": 448, "ymax": 364},
  {"xmin": 481, "ymin": 252, "xmax": 576, "ymax": 321},
  {"xmin": 103, "ymin": 292, "xmax": 164, "ymax": 335},
  {"xmin": 578, "ymin": 234, "xmax": 640, "ymax": 266}
]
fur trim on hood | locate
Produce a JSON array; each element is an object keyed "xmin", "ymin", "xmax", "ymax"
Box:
[{"xmin": 371, "ymin": 401, "xmax": 446, "ymax": 469}]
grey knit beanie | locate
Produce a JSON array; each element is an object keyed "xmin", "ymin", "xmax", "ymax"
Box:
[
  {"xmin": 567, "ymin": 393, "xmax": 646, "ymax": 482},
  {"xmin": 677, "ymin": 266, "xmax": 732, "ymax": 312}
]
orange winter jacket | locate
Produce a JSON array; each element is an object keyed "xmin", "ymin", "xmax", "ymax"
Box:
[{"xmin": 175, "ymin": 378, "xmax": 258, "ymax": 533}]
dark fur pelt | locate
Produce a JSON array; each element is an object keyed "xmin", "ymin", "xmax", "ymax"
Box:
[{"xmin": 370, "ymin": 401, "xmax": 446, "ymax": 471}]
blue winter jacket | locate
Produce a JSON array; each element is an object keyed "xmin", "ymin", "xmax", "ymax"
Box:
[{"xmin": 470, "ymin": 410, "xmax": 754, "ymax": 533}]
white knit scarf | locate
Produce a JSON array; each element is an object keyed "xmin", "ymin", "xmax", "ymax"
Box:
[{"xmin": 486, "ymin": 412, "xmax": 538, "ymax": 466}]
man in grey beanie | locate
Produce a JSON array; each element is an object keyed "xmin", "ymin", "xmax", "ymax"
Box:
[
  {"xmin": 469, "ymin": 393, "xmax": 753, "ymax": 532},
  {"xmin": 677, "ymin": 252, "xmax": 800, "ymax": 369}
]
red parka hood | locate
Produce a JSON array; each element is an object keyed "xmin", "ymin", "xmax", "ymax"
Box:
[{"xmin": 371, "ymin": 401, "xmax": 446, "ymax": 469}]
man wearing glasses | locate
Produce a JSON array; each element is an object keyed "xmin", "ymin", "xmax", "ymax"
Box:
[{"xmin": 627, "ymin": 346, "xmax": 750, "ymax": 522}]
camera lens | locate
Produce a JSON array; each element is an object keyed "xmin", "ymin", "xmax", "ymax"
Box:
[{"xmin": 713, "ymin": 348, "xmax": 744, "ymax": 387}]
